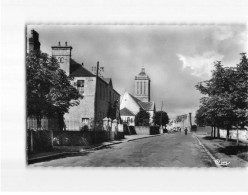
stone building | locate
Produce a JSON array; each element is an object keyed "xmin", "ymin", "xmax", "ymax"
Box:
[
  {"xmin": 52, "ymin": 42, "xmax": 120, "ymax": 131},
  {"xmin": 120, "ymin": 68, "xmax": 156, "ymax": 125}
]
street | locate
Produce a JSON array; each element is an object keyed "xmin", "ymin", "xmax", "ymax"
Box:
[{"xmin": 32, "ymin": 133, "xmax": 215, "ymax": 167}]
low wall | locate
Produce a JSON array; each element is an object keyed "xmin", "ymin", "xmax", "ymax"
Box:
[
  {"xmin": 150, "ymin": 126, "xmax": 160, "ymax": 135},
  {"xmin": 27, "ymin": 130, "xmax": 118, "ymax": 153},
  {"xmin": 135, "ymin": 126, "xmax": 150, "ymax": 135},
  {"xmin": 219, "ymin": 129, "xmax": 248, "ymax": 141},
  {"xmin": 135, "ymin": 126, "xmax": 160, "ymax": 135},
  {"xmin": 53, "ymin": 130, "xmax": 109, "ymax": 146},
  {"xmin": 115, "ymin": 132, "xmax": 125, "ymax": 140},
  {"xmin": 27, "ymin": 130, "xmax": 53, "ymax": 153}
]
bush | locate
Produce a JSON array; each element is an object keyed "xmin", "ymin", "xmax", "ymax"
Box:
[{"xmin": 135, "ymin": 110, "xmax": 150, "ymax": 126}]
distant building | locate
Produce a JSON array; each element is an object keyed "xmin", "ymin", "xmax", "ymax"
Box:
[
  {"xmin": 52, "ymin": 42, "xmax": 120, "ymax": 131},
  {"xmin": 120, "ymin": 68, "xmax": 156, "ymax": 125}
]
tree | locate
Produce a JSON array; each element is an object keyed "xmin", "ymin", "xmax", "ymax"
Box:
[
  {"xmin": 195, "ymin": 54, "xmax": 248, "ymax": 142},
  {"xmin": 135, "ymin": 110, "xmax": 150, "ymax": 126},
  {"xmin": 26, "ymin": 51, "xmax": 81, "ymax": 130},
  {"xmin": 153, "ymin": 111, "xmax": 169, "ymax": 126}
]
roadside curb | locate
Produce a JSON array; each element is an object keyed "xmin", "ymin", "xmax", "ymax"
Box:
[
  {"xmin": 28, "ymin": 133, "xmax": 165, "ymax": 164},
  {"xmin": 28, "ymin": 151, "xmax": 80, "ymax": 164},
  {"xmin": 193, "ymin": 134, "xmax": 221, "ymax": 168},
  {"xmin": 126, "ymin": 133, "xmax": 164, "ymax": 142}
]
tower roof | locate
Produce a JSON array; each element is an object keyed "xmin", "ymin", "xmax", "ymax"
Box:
[{"xmin": 135, "ymin": 67, "xmax": 150, "ymax": 79}]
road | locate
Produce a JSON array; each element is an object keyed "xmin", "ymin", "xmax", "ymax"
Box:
[{"xmin": 32, "ymin": 133, "xmax": 215, "ymax": 167}]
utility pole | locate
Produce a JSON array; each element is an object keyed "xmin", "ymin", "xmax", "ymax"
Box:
[
  {"xmin": 93, "ymin": 61, "xmax": 104, "ymax": 143},
  {"xmin": 160, "ymin": 101, "xmax": 163, "ymax": 132}
]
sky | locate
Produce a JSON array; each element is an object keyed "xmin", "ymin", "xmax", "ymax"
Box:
[{"xmin": 27, "ymin": 24, "xmax": 247, "ymax": 119}]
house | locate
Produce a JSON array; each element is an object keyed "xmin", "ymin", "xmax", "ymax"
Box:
[
  {"xmin": 120, "ymin": 68, "xmax": 156, "ymax": 125},
  {"xmin": 51, "ymin": 42, "xmax": 120, "ymax": 131}
]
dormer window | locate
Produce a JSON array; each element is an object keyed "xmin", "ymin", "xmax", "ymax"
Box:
[{"xmin": 77, "ymin": 80, "xmax": 84, "ymax": 95}]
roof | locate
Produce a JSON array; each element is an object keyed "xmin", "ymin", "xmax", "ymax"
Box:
[
  {"xmin": 128, "ymin": 93, "xmax": 142, "ymax": 104},
  {"xmin": 102, "ymin": 78, "xmax": 111, "ymax": 84},
  {"xmin": 70, "ymin": 59, "xmax": 95, "ymax": 77},
  {"xmin": 120, "ymin": 107, "xmax": 135, "ymax": 116},
  {"xmin": 127, "ymin": 92, "xmax": 155, "ymax": 111},
  {"xmin": 139, "ymin": 101, "xmax": 155, "ymax": 111}
]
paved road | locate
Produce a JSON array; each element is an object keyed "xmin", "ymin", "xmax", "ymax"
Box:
[{"xmin": 33, "ymin": 133, "xmax": 215, "ymax": 167}]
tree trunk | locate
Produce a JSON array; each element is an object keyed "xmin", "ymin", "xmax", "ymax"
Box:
[
  {"xmin": 217, "ymin": 127, "xmax": 220, "ymax": 138},
  {"xmin": 236, "ymin": 128, "xmax": 239, "ymax": 146},
  {"xmin": 37, "ymin": 115, "xmax": 41, "ymax": 130},
  {"xmin": 213, "ymin": 126, "xmax": 216, "ymax": 138},
  {"xmin": 211, "ymin": 126, "xmax": 213, "ymax": 137},
  {"xmin": 226, "ymin": 128, "xmax": 230, "ymax": 141}
]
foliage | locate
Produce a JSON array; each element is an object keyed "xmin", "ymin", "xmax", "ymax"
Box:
[
  {"xmin": 26, "ymin": 51, "xmax": 81, "ymax": 128},
  {"xmin": 195, "ymin": 54, "xmax": 248, "ymax": 132},
  {"xmin": 135, "ymin": 110, "xmax": 150, "ymax": 126},
  {"xmin": 107, "ymin": 100, "xmax": 119, "ymax": 120},
  {"xmin": 153, "ymin": 111, "xmax": 169, "ymax": 126}
]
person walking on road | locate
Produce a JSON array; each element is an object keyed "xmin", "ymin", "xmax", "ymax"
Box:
[{"xmin": 184, "ymin": 127, "xmax": 188, "ymax": 135}]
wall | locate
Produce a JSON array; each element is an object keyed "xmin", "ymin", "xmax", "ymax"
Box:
[
  {"xmin": 135, "ymin": 126, "xmax": 150, "ymax": 135},
  {"xmin": 219, "ymin": 129, "xmax": 248, "ymax": 141},
  {"xmin": 120, "ymin": 92, "xmax": 140, "ymax": 115},
  {"xmin": 64, "ymin": 76, "xmax": 96, "ymax": 131},
  {"xmin": 150, "ymin": 126, "xmax": 160, "ymax": 135},
  {"xmin": 27, "ymin": 130, "xmax": 53, "ymax": 153},
  {"xmin": 134, "ymin": 126, "xmax": 160, "ymax": 135},
  {"xmin": 52, "ymin": 46, "xmax": 72, "ymax": 75}
]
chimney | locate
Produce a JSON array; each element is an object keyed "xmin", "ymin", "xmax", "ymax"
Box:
[
  {"xmin": 58, "ymin": 41, "xmax": 60, "ymax": 46},
  {"xmin": 82, "ymin": 62, "xmax": 84, "ymax": 67},
  {"xmin": 65, "ymin": 41, "xmax": 67, "ymax": 46}
]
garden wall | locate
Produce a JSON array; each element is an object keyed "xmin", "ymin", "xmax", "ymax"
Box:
[
  {"xmin": 27, "ymin": 130, "xmax": 122, "ymax": 153},
  {"xmin": 27, "ymin": 130, "xmax": 53, "ymax": 153},
  {"xmin": 135, "ymin": 126, "xmax": 150, "ymax": 135},
  {"xmin": 135, "ymin": 126, "xmax": 160, "ymax": 135}
]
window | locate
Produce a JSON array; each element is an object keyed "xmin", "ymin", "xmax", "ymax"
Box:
[
  {"xmin": 137, "ymin": 82, "xmax": 139, "ymax": 95},
  {"xmin": 144, "ymin": 82, "xmax": 146, "ymax": 95},
  {"xmin": 82, "ymin": 118, "xmax": 89, "ymax": 125},
  {"xmin": 58, "ymin": 57, "xmax": 64, "ymax": 63},
  {"xmin": 77, "ymin": 80, "xmax": 84, "ymax": 95},
  {"xmin": 140, "ymin": 81, "xmax": 142, "ymax": 95}
]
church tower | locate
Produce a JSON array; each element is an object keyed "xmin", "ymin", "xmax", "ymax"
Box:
[
  {"xmin": 51, "ymin": 42, "xmax": 72, "ymax": 75},
  {"xmin": 134, "ymin": 67, "xmax": 150, "ymax": 102}
]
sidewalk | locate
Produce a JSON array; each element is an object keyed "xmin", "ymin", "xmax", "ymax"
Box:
[
  {"xmin": 28, "ymin": 133, "xmax": 164, "ymax": 164},
  {"xmin": 195, "ymin": 134, "xmax": 248, "ymax": 167}
]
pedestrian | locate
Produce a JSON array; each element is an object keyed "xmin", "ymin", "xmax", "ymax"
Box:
[{"xmin": 184, "ymin": 127, "xmax": 188, "ymax": 135}]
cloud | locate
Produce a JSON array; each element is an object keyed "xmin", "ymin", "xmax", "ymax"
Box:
[
  {"xmin": 177, "ymin": 51, "xmax": 224, "ymax": 78},
  {"xmin": 27, "ymin": 24, "xmax": 247, "ymax": 119}
]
